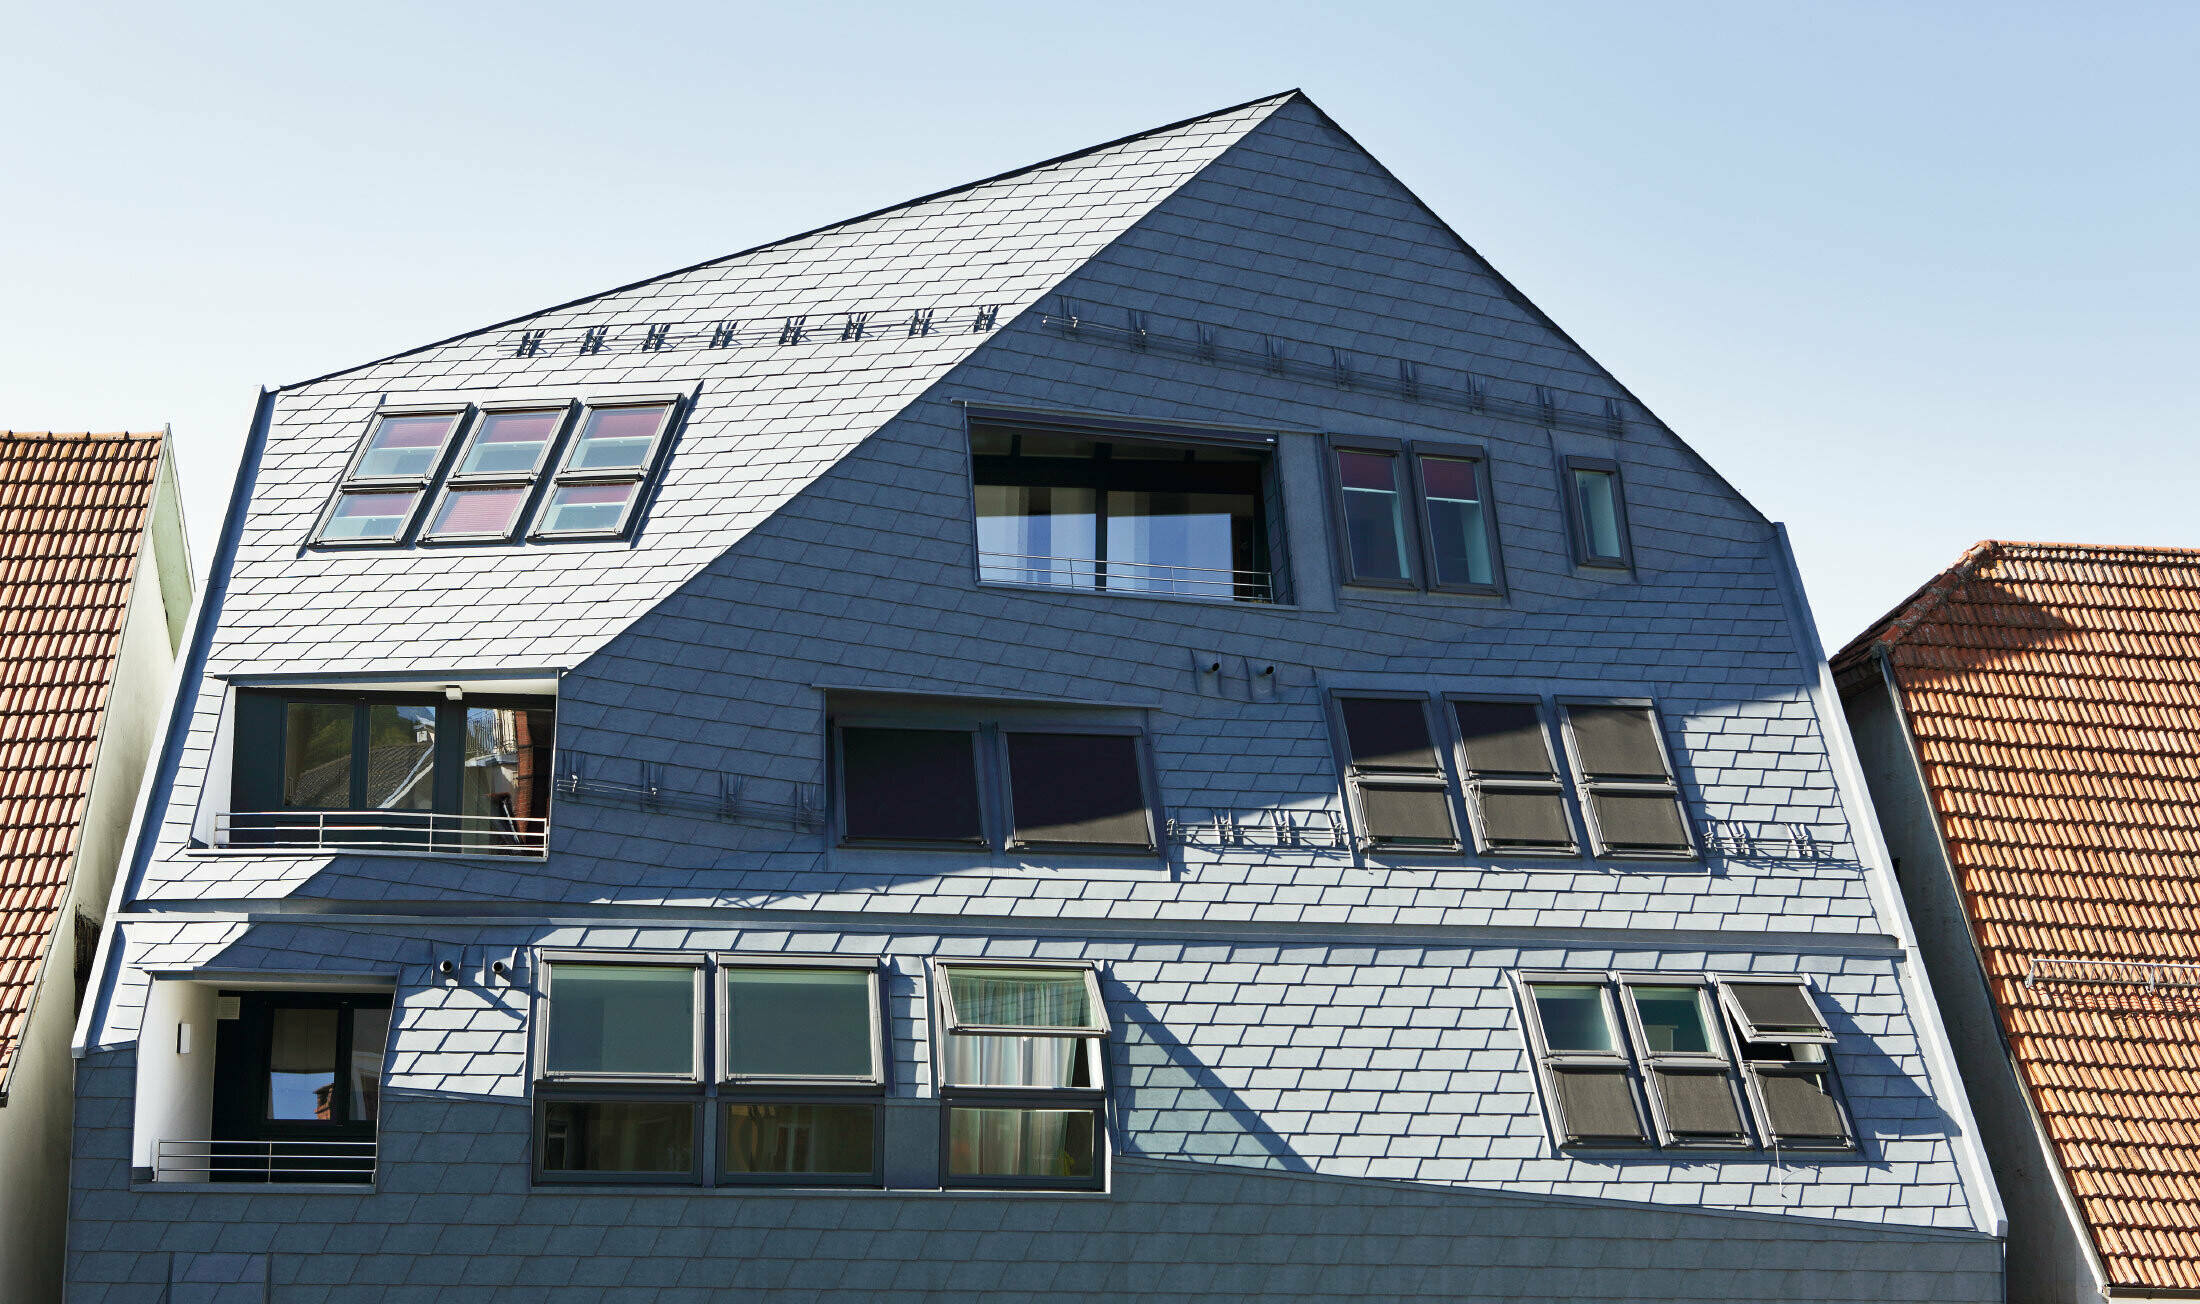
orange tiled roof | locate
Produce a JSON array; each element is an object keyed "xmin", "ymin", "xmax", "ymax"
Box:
[
  {"xmin": 1834, "ymin": 540, "xmax": 2200, "ymax": 1292},
  {"xmin": 0, "ymin": 431, "xmax": 164, "ymax": 1090}
]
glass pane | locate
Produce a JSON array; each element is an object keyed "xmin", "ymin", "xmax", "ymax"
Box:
[
  {"xmin": 974, "ymin": 484, "xmax": 1097, "ymax": 589},
  {"xmin": 283, "ymin": 703, "xmax": 354, "ymax": 807},
  {"xmin": 1591, "ymin": 791, "xmax": 1692, "ymax": 852},
  {"xmin": 1569, "ymin": 706, "xmax": 1669, "ymax": 779},
  {"xmin": 457, "ymin": 410, "xmax": 562, "ymax": 476},
  {"xmin": 1337, "ymin": 450, "xmax": 1408, "ymax": 581},
  {"xmin": 353, "ymin": 414, "xmax": 456, "ymax": 479},
  {"xmin": 267, "ymin": 1007, "xmax": 339, "ymax": 1120},
  {"xmin": 1757, "ymin": 1069, "xmax": 1846, "ymax": 1141},
  {"xmin": 567, "ymin": 405, "xmax": 668, "ymax": 472},
  {"xmin": 539, "ymin": 482, "xmax": 637, "ymax": 534},
  {"xmin": 1104, "ymin": 489, "xmax": 1255, "ymax": 599},
  {"xmin": 1550, "ymin": 1066, "xmax": 1644, "ymax": 1143},
  {"xmin": 1655, "ymin": 1067, "xmax": 1744, "ymax": 1138},
  {"xmin": 947, "ymin": 967, "xmax": 1095, "ymax": 1030},
  {"xmin": 428, "ymin": 486, "xmax": 528, "ymax": 538},
  {"xmin": 322, "ymin": 490, "xmax": 419, "ymax": 541},
  {"xmin": 840, "ymin": 728, "xmax": 982, "ymax": 843},
  {"xmin": 1005, "ymin": 733, "xmax": 1150, "ymax": 847},
  {"xmin": 943, "ymin": 1034, "xmax": 1092, "ymax": 1088},
  {"xmin": 1478, "ymin": 788, "xmax": 1572, "ymax": 849},
  {"xmin": 538, "ymin": 1101, "xmax": 694, "ymax": 1173},
  {"xmin": 726, "ymin": 968, "xmax": 874, "ymax": 1078},
  {"xmin": 721, "ymin": 1103, "xmax": 875, "ymax": 1176},
  {"xmin": 459, "ymin": 705, "xmax": 554, "ymax": 851},
  {"xmin": 361, "ymin": 704, "xmax": 437, "ymax": 810},
  {"xmin": 1452, "ymin": 700, "xmax": 1553, "ymax": 775},
  {"xmin": 1631, "ymin": 986, "xmax": 1712, "ymax": 1054},
  {"xmin": 1573, "ymin": 468, "xmax": 1623, "ymax": 560},
  {"xmin": 1359, "ymin": 783, "xmax": 1455, "ymax": 846},
  {"xmin": 1532, "ymin": 984, "xmax": 1616, "ymax": 1053},
  {"xmin": 546, "ymin": 964, "xmax": 694, "ymax": 1075},
  {"xmin": 348, "ymin": 1006, "xmax": 390, "ymax": 1122},
  {"xmin": 1338, "ymin": 697, "xmax": 1437, "ymax": 771},
  {"xmin": 946, "ymin": 1107, "xmax": 1097, "ymax": 1180},
  {"xmin": 1421, "ymin": 456, "xmax": 1492, "ymax": 586}
]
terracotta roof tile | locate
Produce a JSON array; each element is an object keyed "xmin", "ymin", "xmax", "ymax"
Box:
[
  {"xmin": 1834, "ymin": 540, "xmax": 2200, "ymax": 1291},
  {"xmin": 0, "ymin": 431, "xmax": 163, "ymax": 1087}
]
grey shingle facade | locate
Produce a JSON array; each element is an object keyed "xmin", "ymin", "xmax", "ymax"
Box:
[{"xmin": 69, "ymin": 93, "xmax": 2005, "ymax": 1300}]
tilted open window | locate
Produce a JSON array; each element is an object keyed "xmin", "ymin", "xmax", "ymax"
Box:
[
  {"xmin": 1717, "ymin": 977, "xmax": 1852, "ymax": 1150},
  {"xmin": 933, "ymin": 962, "xmax": 1108, "ymax": 1190},
  {"xmin": 1332, "ymin": 694, "xmax": 1459, "ymax": 852},
  {"xmin": 1451, "ymin": 699, "xmax": 1576, "ymax": 855},
  {"xmin": 718, "ymin": 959, "xmax": 886, "ymax": 1186},
  {"xmin": 1560, "ymin": 702, "xmax": 1693, "ymax": 859}
]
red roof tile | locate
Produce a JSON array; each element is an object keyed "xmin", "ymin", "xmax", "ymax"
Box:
[
  {"xmin": 0, "ymin": 431, "xmax": 164, "ymax": 1089},
  {"xmin": 1835, "ymin": 540, "xmax": 2200, "ymax": 1291}
]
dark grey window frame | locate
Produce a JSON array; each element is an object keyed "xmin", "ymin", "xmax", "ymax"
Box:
[
  {"xmin": 1446, "ymin": 695, "xmax": 1579, "ymax": 857},
  {"xmin": 1714, "ymin": 976, "xmax": 1857, "ymax": 1153},
  {"xmin": 1617, "ymin": 977, "xmax": 1752, "ymax": 1150},
  {"xmin": 1556, "ymin": 699, "xmax": 1696, "ymax": 862},
  {"xmin": 1323, "ymin": 434, "xmax": 1418, "ymax": 591},
  {"xmin": 1328, "ymin": 691, "xmax": 1462, "ymax": 855},
  {"xmin": 831, "ymin": 723, "xmax": 992, "ymax": 850},
  {"xmin": 420, "ymin": 401, "xmax": 577, "ymax": 544},
  {"xmin": 527, "ymin": 397, "xmax": 685, "ymax": 542},
  {"xmin": 1405, "ymin": 440, "xmax": 1506, "ymax": 597},
  {"xmin": 531, "ymin": 1088, "xmax": 707, "ymax": 1187},
  {"xmin": 930, "ymin": 959, "xmax": 1110, "ymax": 1193},
  {"xmin": 1561, "ymin": 455, "xmax": 1635, "ymax": 571},
  {"xmin": 309, "ymin": 406, "xmax": 469, "ymax": 548},
  {"xmin": 715, "ymin": 954, "xmax": 888, "ymax": 1188},
  {"xmin": 530, "ymin": 950, "xmax": 708, "ymax": 1186}
]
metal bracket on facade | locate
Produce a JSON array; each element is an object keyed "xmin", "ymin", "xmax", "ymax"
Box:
[{"xmin": 558, "ymin": 751, "xmax": 822, "ymax": 832}]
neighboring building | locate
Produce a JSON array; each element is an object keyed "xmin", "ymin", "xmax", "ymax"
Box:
[
  {"xmin": 1836, "ymin": 540, "xmax": 2200, "ymax": 1303},
  {"xmin": 0, "ymin": 431, "xmax": 191, "ymax": 1302},
  {"xmin": 70, "ymin": 93, "xmax": 2003, "ymax": 1302}
]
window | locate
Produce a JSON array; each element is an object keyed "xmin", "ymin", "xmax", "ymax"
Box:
[
  {"xmin": 1333, "ymin": 695, "xmax": 1458, "ymax": 852},
  {"xmin": 969, "ymin": 420, "xmax": 1275, "ymax": 603},
  {"xmin": 1564, "ymin": 456, "xmax": 1632, "ymax": 569},
  {"xmin": 312, "ymin": 397, "xmax": 679, "ymax": 548},
  {"xmin": 1522, "ymin": 981, "xmax": 1645, "ymax": 1148},
  {"xmin": 531, "ymin": 402, "xmax": 677, "ymax": 539},
  {"xmin": 204, "ymin": 991, "xmax": 390, "ymax": 1182},
  {"xmin": 1718, "ymin": 977, "xmax": 1852, "ymax": 1150},
  {"xmin": 834, "ymin": 714, "xmax": 1160, "ymax": 857},
  {"xmin": 719, "ymin": 960, "xmax": 885, "ymax": 1186},
  {"xmin": 1522, "ymin": 972, "xmax": 1854, "ymax": 1155},
  {"xmin": 935, "ymin": 962, "xmax": 1108, "ymax": 1190},
  {"xmin": 1560, "ymin": 703, "xmax": 1692, "ymax": 859},
  {"xmin": 225, "ymin": 690, "xmax": 553, "ymax": 855},
  {"xmin": 423, "ymin": 406, "xmax": 571, "ymax": 542},
  {"xmin": 1621, "ymin": 982, "xmax": 1748, "ymax": 1148},
  {"xmin": 534, "ymin": 956, "xmax": 704, "ymax": 1183},
  {"xmin": 1327, "ymin": 438, "xmax": 1506, "ymax": 595},
  {"xmin": 313, "ymin": 409, "xmax": 466, "ymax": 546},
  {"xmin": 1451, "ymin": 699, "xmax": 1575, "ymax": 855}
]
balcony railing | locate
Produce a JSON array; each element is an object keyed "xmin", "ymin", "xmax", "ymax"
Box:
[
  {"xmin": 155, "ymin": 1138, "xmax": 376, "ymax": 1183},
  {"xmin": 214, "ymin": 809, "xmax": 547, "ymax": 856},
  {"xmin": 979, "ymin": 551, "xmax": 1273, "ymax": 603}
]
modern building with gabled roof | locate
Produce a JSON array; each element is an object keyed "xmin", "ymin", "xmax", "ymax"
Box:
[
  {"xmin": 1836, "ymin": 540, "xmax": 2200, "ymax": 1303},
  {"xmin": 0, "ymin": 430, "xmax": 190, "ymax": 1303},
  {"xmin": 70, "ymin": 92, "xmax": 2005, "ymax": 1301}
]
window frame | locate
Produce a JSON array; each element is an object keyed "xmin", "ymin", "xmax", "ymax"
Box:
[
  {"xmin": 997, "ymin": 725, "xmax": 1162, "ymax": 855},
  {"xmin": 1329, "ymin": 691, "xmax": 1461, "ymax": 855},
  {"xmin": 717, "ymin": 955, "xmax": 888, "ymax": 1087},
  {"xmin": 419, "ymin": 401, "xmax": 577, "ymax": 544},
  {"xmin": 310, "ymin": 405, "xmax": 470, "ymax": 548},
  {"xmin": 1445, "ymin": 695, "xmax": 1579, "ymax": 858},
  {"xmin": 714, "ymin": 954, "xmax": 887, "ymax": 1188},
  {"xmin": 1617, "ymin": 977, "xmax": 1752, "ymax": 1150},
  {"xmin": 831, "ymin": 722, "xmax": 992, "ymax": 850},
  {"xmin": 1515, "ymin": 973, "xmax": 1650, "ymax": 1151},
  {"xmin": 1405, "ymin": 440, "xmax": 1506, "ymax": 597},
  {"xmin": 532, "ymin": 950, "xmax": 708, "ymax": 1087},
  {"xmin": 1713, "ymin": 976, "xmax": 1856, "ymax": 1152},
  {"xmin": 1323, "ymin": 435, "xmax": 1419, "ymax": 591},
  {"xmin": 1714, "ymin": 976, "xmax": 1836, "ymax": 1047},
  {"xmin": 1556, "ymin": 699, "xmax": 1696, "ymax": 862},
  {"xmin": 929, "ymin": 959, "xmax": 1110, "ymax": 1192},
  {"xmin": 528, "ymin": 397, "xmax": 683, "ymax": 542},
  {"xmin": 1561, "ymin": 455, "xmax": 1635, "ymax": 571},
  {"xmin": 530, "ymin": 1088, "xmax": 706, "ymax": 1187}
]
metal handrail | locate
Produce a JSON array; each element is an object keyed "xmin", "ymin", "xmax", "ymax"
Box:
[
  {"xmin": 979, "ymin": 550, "xmax": 1273, "ymax": 602},
  {"xmin": 155, "ymin": 1138, "xmax": 376, "ymax": 1183},
  {"xmin": 214, "ymin": 809, "xmax": 547, "ymax": 855}
]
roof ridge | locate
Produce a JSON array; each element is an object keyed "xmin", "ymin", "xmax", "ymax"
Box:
[
  {"xmin": 1831, "ymin": 540, "xmax": 2001, "ymax": 670},
  {"xmin": 276, "ymin": 90, "xmax": 1303, "ymax": 395},
  {"xmin": 1980, "ymin": 539, "xmax": 2200, "ymax": 565},
  {"xmin": 0, "ymin": 431, "xmax": 165, "ymax": 442}
]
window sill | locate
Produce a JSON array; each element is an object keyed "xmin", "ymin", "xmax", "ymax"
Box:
[{"xmin": 975, "ymin": 579, "xmax": 1295, "ymax": 611}]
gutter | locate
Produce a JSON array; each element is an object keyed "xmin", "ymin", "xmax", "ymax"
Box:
[
  {"xmin": 1873, "ymin": 644, "xmax": 2115, "ymax": 1299},
  {"xmin": 1767, "ymin": 523, "xmax": 2009, "ymax": 1241},
  {"xmin": 72, "ymin": 388, "xmax": 276, "ymax": 1063}
]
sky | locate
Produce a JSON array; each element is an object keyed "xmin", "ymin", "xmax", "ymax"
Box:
[{"xmin": 3, "ymin": 1, "xmax": 2194, "ymax": 646}]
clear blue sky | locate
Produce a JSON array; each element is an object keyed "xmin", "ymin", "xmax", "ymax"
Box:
[{"xmin": 5, "ymin": 2, "xmax": 2193, "ymax": 646}]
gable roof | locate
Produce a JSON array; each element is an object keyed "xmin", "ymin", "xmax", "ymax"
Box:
[
  {"xmin": 1833, "ymin": 540, "xmax": 2200, "ymax": 1292},
  {"xmin": 221, "ymin": 92, "xmax": 1299, "ymax": 671},
  {"xmin": 0, "ymin": 431, "xmax": 166, "ymax": 1091}
]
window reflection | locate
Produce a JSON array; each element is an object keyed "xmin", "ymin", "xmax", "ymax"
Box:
[{"xmin": 460, "ymin": 705, "xmax": 554, "ymax": 849}]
